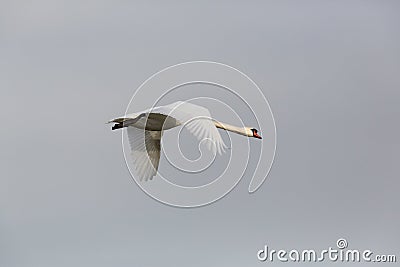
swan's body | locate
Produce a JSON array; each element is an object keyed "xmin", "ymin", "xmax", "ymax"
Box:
[{"xmin": 109, "ymin": 101, "xmax": 261, "ymax": 181}]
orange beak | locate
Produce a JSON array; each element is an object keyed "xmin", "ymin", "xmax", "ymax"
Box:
[{"xmin": 253, "ymin": 132, "xmax": 262, "ymax": 139}]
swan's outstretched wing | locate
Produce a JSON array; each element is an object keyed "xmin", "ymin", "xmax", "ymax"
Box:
[
  {"xmin": 127, "ymin": 126, "xmax": 162, "ymax": 181},
  {"xmin": 150, "ymin": 101, "xmax": 227, "ymax": 154}
]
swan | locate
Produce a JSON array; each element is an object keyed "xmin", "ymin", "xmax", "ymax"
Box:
[{"xmin": 108, "ymin": 101, "xmax": 262, "ymax": 181}]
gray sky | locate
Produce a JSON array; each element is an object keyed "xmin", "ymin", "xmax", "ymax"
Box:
[{"xmin": 1, "ymin": 1, "xmax": 399, "ymax": 266}]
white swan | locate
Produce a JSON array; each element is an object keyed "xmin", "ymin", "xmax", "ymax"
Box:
[{"xmin": 108, "ymin": 101, "xmax": 262, "ymax": 181}]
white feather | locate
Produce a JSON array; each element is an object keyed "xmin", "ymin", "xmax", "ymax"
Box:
[{"xmin": 110, "ymin": 101, "xmax": 252, "ymax": 182}]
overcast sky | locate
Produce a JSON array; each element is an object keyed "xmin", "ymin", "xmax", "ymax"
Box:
[{"xmin": 1, "ymin": 1, "xmax": 399, "ymax": 266}]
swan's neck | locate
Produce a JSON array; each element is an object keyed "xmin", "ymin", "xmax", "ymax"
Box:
[{"xmin": 213, "ymin": 120, "xmax": 251, "ymax": 137}]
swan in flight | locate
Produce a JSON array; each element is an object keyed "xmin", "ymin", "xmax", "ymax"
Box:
[{"xmin": 108, "ymin": 101, "xmax": 262, "ymax": 181}]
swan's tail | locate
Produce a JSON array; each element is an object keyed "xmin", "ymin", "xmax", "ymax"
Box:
[
  {"xmin": 111, "ymin": 122, "xmax": 124, "ymax": 130},
  {"xmin": 108, "ymin": 118, "xmax": 134, "ymax": 130},
  {"xmin": 107, "ymin": 114, "xmax": 145, "ymax": 130},
  {"xmin": 107, "ymin": 118, "xmax": 127, "ymax": 130}
]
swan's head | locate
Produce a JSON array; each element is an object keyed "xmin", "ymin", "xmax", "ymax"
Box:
[{"xmin": 249, "ymin": 128, "xmax": 262, "ymax": 139}]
